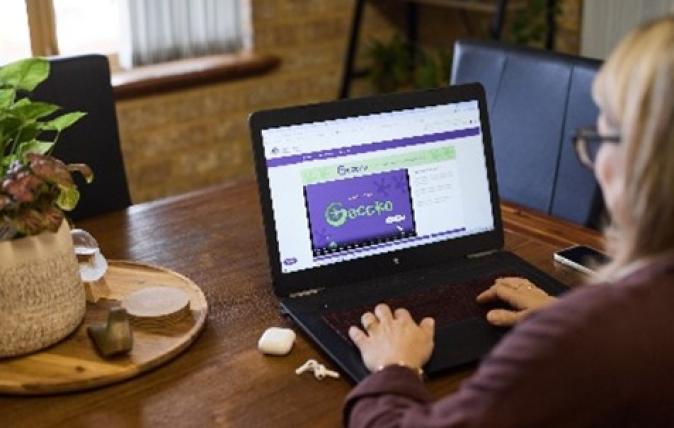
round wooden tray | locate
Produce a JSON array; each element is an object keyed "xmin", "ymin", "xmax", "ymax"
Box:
[{"xmin": 0, "ymin": 260, "xmax": 208, "ymax": 395}]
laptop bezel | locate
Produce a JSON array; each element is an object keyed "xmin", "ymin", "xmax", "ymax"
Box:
[{"xmin": 249, "ymin": 83, "xmax": 503, "ymax": 297}]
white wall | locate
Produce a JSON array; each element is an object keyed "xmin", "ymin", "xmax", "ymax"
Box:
[{"xmin": 581, "ymin": 0, "xmax": 674, "ymax": 59}]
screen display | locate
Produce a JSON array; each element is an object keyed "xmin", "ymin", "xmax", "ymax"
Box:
[{"xmin": 261, "ymin": 101, "xmax": 495, "ymax": 273}]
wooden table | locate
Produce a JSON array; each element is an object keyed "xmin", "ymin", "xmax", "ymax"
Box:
[{"xmin": 0, "ymin": 179, "xmax": 601, "ymax": 427}]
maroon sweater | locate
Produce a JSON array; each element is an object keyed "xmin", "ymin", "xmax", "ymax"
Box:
[{"xmin": 345, "ymin": 256, "xmax": 674, "ymax": 427}]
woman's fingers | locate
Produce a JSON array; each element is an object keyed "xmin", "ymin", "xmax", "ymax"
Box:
[
  {"xmin": 486, "ymin": 309, "xmax": 528, "ymax": 327},
  {"xmin": 477, "ymin": 283, "xmax": 524, "ymax": 308},
  {"xmin": 356, "ymin": 306, "xmax": 433, "ymax": 335},
  {"xmin": 361, "ymin": 311, "xmax": 377, "ymax": 331},
  {"xmin": 477, "ymin": 277, "xmax": 550, "ymax": 310},
  {"xmin": 349, "ymin": 326, "xmax": 368, "ymax": 348},
  {"xmin": 478, "ymin": 278, "xmax": 555, "ymax": 327},
  {"xmin": 394, "ymin": 307, "xmax": 412, "ymax": 321},
  {"xmin": 374, "ymin": 303, "xmax": 393, "ymax": 322},
  {"xmin": 351, "ymin": 307, "xmax": 436, "ymax": 372},
  {"xmin": 476, "ymin": 277, "xmax": 524, "ymax": 303},
  {"xmin": 476, "ymin": 286, "xmax": 497, "ymax": 303},
  {"xmin": 495, "ymin": 283, "xmax": 529, "ymax": 308},
  {"xmin": 420, "ymin": 317, "xmax": 435, "ymax": 336},
  {"xmin": 496, "ymin": 277, "xmax": 537, "ymax": 291}
]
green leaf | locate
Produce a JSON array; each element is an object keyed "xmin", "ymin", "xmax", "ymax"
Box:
[
  {"xmin": 17, "ymin": 140, "xmax": 54, "ymax": 158},
  {"xmin": 16, "ymin": 122, "xmax": 40, "ymax": 145},
  {"xmin": 11, "ymin": 101, "xmax": 60, "ymax": 121},
  {"xmin": 11, "ymin": 97, "xmax": 30, "ymax": 108},
  {"xmin": 0, "ymin": 58, "xmax": 50, "ymax": 91},
  {"xmin": 56, "ymin": 184, "xmax": 79, "ymax": 211},
  {"xmin": 67, "ymin": 163, "xmax": 94, "ymax": 183},
  {"xmin": 0, "ymin": 116, "xmax": 22, "ymax": 146},
  {"xmin": 1, "ymin": 154, "xmax": 17, "ymax": 169},
  {"xmin": 40, "ymin": 111, "xmax": 86, "ymax": 132},
  {"xmin": 0, "ymin": 89, "xmax": 15, "ymax": 109}
]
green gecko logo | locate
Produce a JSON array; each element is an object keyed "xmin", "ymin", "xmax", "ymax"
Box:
[{"xmin": 324, "ymin": 201, "xmax": 394, "ymax": 228}]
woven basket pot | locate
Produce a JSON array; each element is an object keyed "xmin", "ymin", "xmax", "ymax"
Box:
[{"xmin": 0, "ymin": 220, "xmax": 85, "ymax": 358}]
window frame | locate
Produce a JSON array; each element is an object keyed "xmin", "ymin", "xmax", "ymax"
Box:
[
  {"xmin": 25, "ymin": 0, "xmax": 59, "ymax": 56},
  {"xmin": 23, "ymin": 0, "xmax": 123, "ymax": 71}
]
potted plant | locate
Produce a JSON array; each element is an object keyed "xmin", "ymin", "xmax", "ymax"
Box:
[
  {"xmin": 365, "ymin": 34, "xmax": 453, "ymax": 94},
  {"xmin": 0, "ymin": 58, "xmax": 93, "ymax": 357}
]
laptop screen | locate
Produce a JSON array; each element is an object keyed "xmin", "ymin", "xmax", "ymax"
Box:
[{"xmin": 261, "ymin": 100, "xmax": 494, "ymax": 274}]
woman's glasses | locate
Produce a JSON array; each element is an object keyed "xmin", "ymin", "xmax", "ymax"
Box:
[{"xmin": 573, "ymin": 127, "xmax": 621, "ymax": 169}]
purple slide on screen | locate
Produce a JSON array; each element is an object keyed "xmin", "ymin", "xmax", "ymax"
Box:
[{"xmin": 304, "ymin": 170, "xmax": 416, "ymax": 255}]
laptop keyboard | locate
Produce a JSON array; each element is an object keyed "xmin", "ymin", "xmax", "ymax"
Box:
[{"xmin": 322, "ymin": 271, "xmax": 516, "ymax": 343}]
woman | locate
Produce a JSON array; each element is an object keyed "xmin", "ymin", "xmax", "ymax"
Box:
[{"xmin": 345, "ymin": 16, "xmax": 674, "ymax": 427}]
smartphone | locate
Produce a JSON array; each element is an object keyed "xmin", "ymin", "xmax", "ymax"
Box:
[{"xmin": 553, "ymin": 245, "xmax": 610, "ymax": 275}]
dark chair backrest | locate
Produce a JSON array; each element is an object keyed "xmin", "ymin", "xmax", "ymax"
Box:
[
  {"xmin": 32, "ymin": 54, "xmax": 131, "ymax": 220},
  {"xmin": 450, "ymin": 39, "xmax": 604, "ymax": 228}
]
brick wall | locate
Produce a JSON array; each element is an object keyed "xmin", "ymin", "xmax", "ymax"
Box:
[
  {"xmin": 115, "ymin": 0, "xmax": 396, "ymax": 202},
  {"xmin": 115, "ymin": 0, "xmax": 582, "ymax": 203},
  {"xmin": 556, "ymin": 0, "xmax": 583, "ymax": 54}
]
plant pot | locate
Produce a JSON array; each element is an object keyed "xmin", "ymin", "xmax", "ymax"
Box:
[{"xmin": 0, "ymin": 220, "xmax": 85, "ymax": 358}]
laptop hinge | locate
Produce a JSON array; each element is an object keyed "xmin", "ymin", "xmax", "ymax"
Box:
[
  {"xmin": 288, "ymin": 287, "xmax": 324, "ymax": 299},
  {"xmin": 467, "ymin": 249, "xmax": 500, "ymax": 259}
]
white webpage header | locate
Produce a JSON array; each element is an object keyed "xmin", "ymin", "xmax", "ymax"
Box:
[{"xmin": 261, "ymin": 101, "xmax": 480, "ymax": 160}]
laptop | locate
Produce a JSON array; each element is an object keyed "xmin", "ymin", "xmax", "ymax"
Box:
[{"xmin": 249, "ymin": 83, "xmax": 567, "ymax": 382}]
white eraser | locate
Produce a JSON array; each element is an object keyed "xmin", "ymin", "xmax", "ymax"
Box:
[{"xmin": 258, "ymin": 327, "xmax": 296, "ymax": 356}]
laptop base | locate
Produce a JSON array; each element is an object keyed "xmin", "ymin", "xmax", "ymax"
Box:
[{"xmin": 281, "ymin": 251, "xmax": 568, "ymax": 383}]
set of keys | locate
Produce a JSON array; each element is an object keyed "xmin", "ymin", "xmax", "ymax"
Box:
[{"xmin": 295, "ymin": 359, "xmax": 340, "ymax": 380}]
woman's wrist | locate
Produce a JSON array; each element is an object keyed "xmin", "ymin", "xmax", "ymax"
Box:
[{"xmin": 376, "ymin": 362, "xmax": 424, "ymax": 379}]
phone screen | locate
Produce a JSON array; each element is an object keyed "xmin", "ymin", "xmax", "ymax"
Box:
[{"xmin": 556, "ymin": 246, "xmax": 610, "ymax": 269}]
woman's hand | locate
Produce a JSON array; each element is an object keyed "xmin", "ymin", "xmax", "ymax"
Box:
[
  {"xmin": 476, "ymin": 277, "xmax": 556, "ymax": 327},
  {"xmin": 348, "ymin": 303, "xmax": 435, "ymax": 373}
]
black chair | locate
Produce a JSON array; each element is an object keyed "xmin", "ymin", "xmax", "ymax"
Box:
[
  {"xmin": 450, "ymin": 39, "xmax": 604, "ymax": 228},
  {"xmin": 32, "ymin": 54, "xmax": 131, "ymax": 220}
]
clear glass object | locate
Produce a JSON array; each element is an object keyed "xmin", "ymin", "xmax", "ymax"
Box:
[{"xmin": 71, "ymin": 228, "xmax": 108, "ymax": 282}]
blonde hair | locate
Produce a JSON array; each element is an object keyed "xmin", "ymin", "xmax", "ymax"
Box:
[{"xmin": 592, "ymin": 16, "xmax": 674, "ymax": 280}]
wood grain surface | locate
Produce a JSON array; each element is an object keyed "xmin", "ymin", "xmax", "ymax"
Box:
[
  {"xmin": 0, "ymin": 261, "xmax": 207, "ymax": 395},
  {"xmin": 111, "ymin": 52, "xmax": 281, "ymax": 100},
  {"xmin": 0, "ymin": 179, "xmax": 601, "ymax": 427}
]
